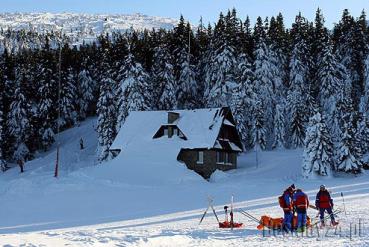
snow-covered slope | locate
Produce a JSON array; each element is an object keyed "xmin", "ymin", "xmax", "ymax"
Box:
[
  {"xmin": 0, "ymin": 12, "xmax": 177, "ymax": 34},
  {"xmin": 0, "ymin": 118, "xmax": 368, "ymax": 246}
]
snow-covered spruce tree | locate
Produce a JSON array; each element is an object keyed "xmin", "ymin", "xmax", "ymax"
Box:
[
  {"xmin": 253, "ymin": 35, "xmax": 277, "ymax": 149},
  {"xmin": 176, "ymin": 49, "xmax": 198, "ymax": 109},
  {"xmin": 268, "ymin": 47, "xmax": 285, "ymax": 102},
  {"xmin": 204, "ymin": 13, "xmax": 237, "ymax": 108},
  {"xmin": 97, "ymin": 77, "xmax": 117, "ymax": 161},
  {"xmin": 359, "ymin": 53, "xmax": 369, "ymax": 115},
  {"xmin": 310, "ymin": 8, "xmax": 329, "ymax": 97},
  {"xmin": 0, "ymin": 78, "xmax": 6, "ymax": 169},
  {"xmin": 230, "ymin": 53, "xmax": 255, "ymax": 148},
  {"xmin": 317, "ymin": 40, "xmax": 340, "ymax": 112},
  {"xmin": 116, "ymin": 51, "xmax": 134, "ymax": 132},
  {"xmin": 351, "ymin": 10, "xmax": 368, "ymax": 107},
  {"xmin": 302, "ymin": 112, "xmax": 334, "ymax": 178},
  {"xmin": 287, "ymin": 87, "xmax": 305, "ymax": 148},
  {"xmin": 8, "ymin": 71, "xmax": 32, "ymax": 162},
  {"xmin": 251, "ymin": 100, "xmax": 267, "ymax": 150},
  {"xmin": 272, "ymin": 104, "xmax": 286, "ymax": 149},
  {"xmin": 336, "ymin": 122, "xmax": 363, "ymax": 174},
  {"xmin": 356, "ymin": 114, "xmax": 369, "ymax": 169},
  {"xmin": 77, "ymin": 68, "xmax": 94, "ymax": 120},
  {"xmin": 37, "ymin": 67, "xmax": 56, "ymax": 151},
  {"xmin": 59, "ymin": 67, "xmax": 77, "ymax": 129},
  {"xmin": 126, "ymin": 63, "xmax": 151, "ymax": 112},
  {"xmin": 204, "ymin": 44, "xmax": 237, "ymax": 107},
  {"xmin": 287, "ymin": 20, "xmax": 309, "ymax": 148},
  {"xmin": 152, "ymin": 45, "xmax": 177, "ymax": 110},
  {"xmin": 116, "ymin": 52, "xmax": 151, "ymax": 132},
  {"xmin": 268, "ymin": 13, "xmax": 289, "ymax": 97},
  {"xmin": 334, "ymin": 9, "xmax": 365, "ymax": 107}
]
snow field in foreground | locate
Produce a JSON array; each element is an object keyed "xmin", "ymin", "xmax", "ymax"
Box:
[{"xmin": 0, "ymin": 117, "xmax": 368, "ymax": 246}]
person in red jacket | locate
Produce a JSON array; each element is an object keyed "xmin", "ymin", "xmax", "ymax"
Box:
[
  {"xmin": 315, "ymin": 185, "xmax": 338, "ymax": 226},
  {"xmin": 293, "ymin": 188, "xmax": 309, "ymax": 232}
]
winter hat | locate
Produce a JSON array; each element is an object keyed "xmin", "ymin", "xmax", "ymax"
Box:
[
  {"xmin": 320, "ymin": 185, "xmax": 326, "ymax": 190},
  {"xmin": 290, "ymin": 184, "xmax": 296, "ymax": 190}
]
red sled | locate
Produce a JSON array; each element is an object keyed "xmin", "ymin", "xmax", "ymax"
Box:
[{"xmin": 219, "ymin": 221, "xmax": 243, "ymax": 228}]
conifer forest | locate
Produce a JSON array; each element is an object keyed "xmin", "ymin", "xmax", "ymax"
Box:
[{"xmin": 1, "ymin": 8, "xmax": 369, "ymax": 177}]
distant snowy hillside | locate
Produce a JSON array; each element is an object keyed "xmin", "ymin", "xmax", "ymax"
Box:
[
  {"xmin": 0, "ymin": 12, "xmax": 177, "ymax": 48},
  {"xmin": 0, "ymin": 12, "xmax": 177, "ymax": 33}
]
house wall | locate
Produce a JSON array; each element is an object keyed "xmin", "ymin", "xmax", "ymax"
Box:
[{"xmin": 177, "ymin": 149, "xmax": 237, "ymax": 179}]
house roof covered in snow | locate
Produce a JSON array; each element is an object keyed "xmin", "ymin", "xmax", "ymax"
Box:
[{"xmin": 110, "ymin": 107, "xmax": 241, "ymax": 151}]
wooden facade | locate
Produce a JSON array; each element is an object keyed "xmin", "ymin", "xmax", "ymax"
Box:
[
  {"xmin": 177, "ymin": 149, "xmax": 237, "ymax": 179},
  {"xmin": 176, "ymin": 107, "xmax": 243, "ymax": 179}
]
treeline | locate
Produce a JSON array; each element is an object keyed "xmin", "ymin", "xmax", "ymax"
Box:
[{"xmin": 0, "ymin": 9, "xmax": 368, "ymax": 177}]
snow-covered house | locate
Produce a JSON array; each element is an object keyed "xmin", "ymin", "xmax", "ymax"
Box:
[{"xmin": 109, "ymin": 107, "xmax": 243, "ymax": 179}]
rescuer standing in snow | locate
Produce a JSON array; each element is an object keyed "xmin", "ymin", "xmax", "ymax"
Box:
[
  {"xmin": 80, "ymin": 137, "xmax": 84, "ymax": 150},
  {"xmin": 280, "ymin": 184, "xmax": 295, "ymax": 232},
  {"xmin": 293, "ymin": 188, "xmax": 309, "ymax": 232},
  {"xmin": 316, "ymin": 185, "xmax": 338, "ymax": 227}
]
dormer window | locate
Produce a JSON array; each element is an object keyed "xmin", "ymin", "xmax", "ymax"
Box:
[{"xmin": 153, "ymin": 125, "xmax": 187, "ymax": 140}]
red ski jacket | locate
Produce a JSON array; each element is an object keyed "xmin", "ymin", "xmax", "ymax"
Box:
[
  {"xmin": 315, "ymin": 190, "xmax": 333, "ymax": 209},
  {"xmin": 293, "ymin": 190, "xmax": 309, "ymax": 210}
]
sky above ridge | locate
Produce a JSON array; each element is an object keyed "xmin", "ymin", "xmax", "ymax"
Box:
[{"xmin": 2, "ymin": 0, "xmax": 369, "ymax": 28}]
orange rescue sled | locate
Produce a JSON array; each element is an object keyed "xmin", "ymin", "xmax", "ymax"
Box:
[
  {"xmin": 257, "ymin": 215, "xmax": 311, "ymax": 230},
  {"xmin": 219, "ymin": 221, "xmax": 243, "ymax": 228}
]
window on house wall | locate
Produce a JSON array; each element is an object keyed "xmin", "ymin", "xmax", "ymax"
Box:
[
  {"xmin": 217, "ymin": 151, "xmax": 233, "ymax": 165},
  {"xmin": 225, "ymin": 153, "xmax": 233, "ymax": 165},
  {"xmin": 197, "ymin": 151, "xmax": 204, "ymax": 164},
  {"xmin": 168, "ymin": 126, "xmax": 173, "ymax": 137},
  {"xmin": 216, "ymin": 151, "xmax": 225, "ymax": 164},
  {"xmin": 164, "ymin": 128, "xmax": 168, "ymax": 136}
]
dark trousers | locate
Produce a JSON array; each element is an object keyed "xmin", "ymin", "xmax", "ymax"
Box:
[
  {"xmin": 283, "ymin": 210, "xmax": 293, "ymax": 231},
  {"xmin": 319, "ymin": 207, "xmax": 335, "ymax": 223},
  {"xmin": 296, "ymin": 208, "xmax": 307, "ymax": 229}
]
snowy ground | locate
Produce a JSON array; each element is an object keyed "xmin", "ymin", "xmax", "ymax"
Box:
[{"xmin": 0, "ymin": 117, "xmax": 368, "ymax": 246}]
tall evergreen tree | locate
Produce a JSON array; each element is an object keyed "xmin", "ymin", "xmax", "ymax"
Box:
[
  {"xmin": 152, "ymin": 45, "xmax": 177, "ymax": 110},
  {"xmin": 302, "ymin": 112, "xmax": 334, "ymax": 178},
  {"xmin": 231, "ymin": 53, "xmax": 255, "ymax": 148},
  {"xmin": 59, "ymin": 67, "xmax": 77, "ymax": 129},
  {"xmin": 317, "ymin": 40, "xmax": 341, "ymax": 113},
  {"xmin": 97, "ymin": 77, "xmax": 117, "ymax": 161},
  {"xmin": 251, "ymin": 100, "xmax": 267, "ymax": 150},
  {"xmin": 77, "ymin": 68, "xmax": 94, "ymax": 120},
  {"xmin": 176, "ymin": 47, "xmax": 198, "ymax": 109},
  {"xmin": 359, "ymin": 54, "xmax": 369, "ymax": 115},
  {"xmin": 336, "ymin": 122, "xmax": 363, "ymax": 174},
  {"xmin": 272, "ymin": 104, "xmax": 286, "ymax": 149},
  {"xmin": 204, "ymin": 12, "xmax": 237, "ymax": 107},
  {"xmin": 8, "ymin": 69, "xmax": 32, "ymax": 162}
]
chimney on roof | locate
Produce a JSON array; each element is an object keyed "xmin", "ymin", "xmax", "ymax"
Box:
[{"xmin": 168, "ymin": 112, "xmax": 179, "ymax": 124}]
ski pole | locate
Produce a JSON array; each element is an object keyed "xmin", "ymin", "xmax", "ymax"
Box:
[
  {"xmin": 199, "ymin": 205, "xmax": 209, "ymax": 225},
  {"xmin": 340, "ymin": 192, "xmax": 347, "ymax": 216}
]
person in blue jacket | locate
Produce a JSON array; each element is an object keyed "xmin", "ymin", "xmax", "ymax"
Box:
[{"xmin": 281, "ymin": 184, "xmax": 295, "ymax": 232}]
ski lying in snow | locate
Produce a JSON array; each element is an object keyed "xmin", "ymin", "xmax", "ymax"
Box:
[{"xmin": 309, "ymin": 209, "xmax": 342, "ymax": 229}]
